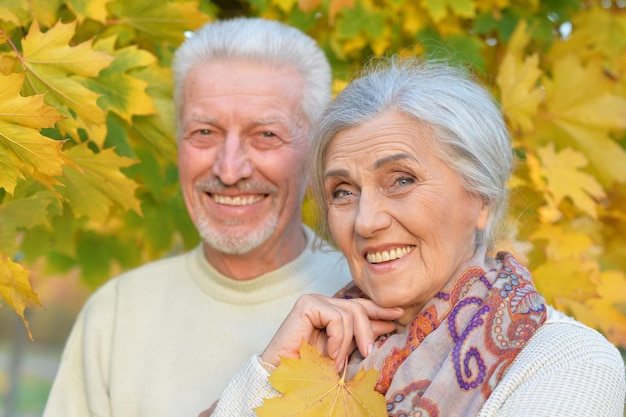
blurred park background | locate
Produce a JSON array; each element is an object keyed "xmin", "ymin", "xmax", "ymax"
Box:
[{"xmin": 1, "ymin": 0, "xmax": 625, "ymax": 415}]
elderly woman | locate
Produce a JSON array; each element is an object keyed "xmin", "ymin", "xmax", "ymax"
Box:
[{"xmin": 209, "ymin": 57, "xmax": 626, "ymax": 416}]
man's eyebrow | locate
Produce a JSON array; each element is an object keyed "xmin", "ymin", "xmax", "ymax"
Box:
[
  {"xmin": 374, "ymin": 152, "xmax": 416, "ymax": 169},
  {"xmin": 189, "ymin": 115, "xmax": 217, "ymax": 124}
]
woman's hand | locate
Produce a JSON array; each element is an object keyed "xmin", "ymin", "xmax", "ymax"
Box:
[{"xmin": 261, "ymin": 294, "xmax": 403, "ymax": 371}]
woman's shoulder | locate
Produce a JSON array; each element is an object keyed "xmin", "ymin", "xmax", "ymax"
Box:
[
  {"xmin": 534, "ymin": 306, "xmax": 621, "ymax": 360},
  {"xmin": 510, "ymin": 306, "xmax": 623, "ymax": 371},
  {"xmin": 479, "ymin": 306, "xmax": 625, "ymax": 417}
]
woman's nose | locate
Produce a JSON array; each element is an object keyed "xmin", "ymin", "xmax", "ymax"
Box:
[
  {"xmin": 211, "ymin": 135, "xmax": 253, "ymax": 185},
  {"xmin": 354, "ymin": 188, "xmax": 392, "ymax": 238}
]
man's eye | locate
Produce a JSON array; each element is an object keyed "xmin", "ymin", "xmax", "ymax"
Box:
[
  {"xmin": 262, "ymin": 131, "xmax": 275, "ymax": 137},
  {"xmin": 198, "ymin": 129, "xmax": 212, "ymax": 135}
]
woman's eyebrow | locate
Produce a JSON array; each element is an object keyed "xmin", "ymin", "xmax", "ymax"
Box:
[
  {"xmin": 325, "ymin": 153, "xmax": 417, "ymax": 179},
  {"xmin": 374, "ymin": 152, "xmax": 416, "ymax": 169},
  {"xmin": 324, "ymin": 168, "xmax": 349, "ymax": 179}
]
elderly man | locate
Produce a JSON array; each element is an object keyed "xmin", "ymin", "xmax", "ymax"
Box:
[{"xmin": 43, "ymin": 18, "xmax": 351, "ymax": 417}]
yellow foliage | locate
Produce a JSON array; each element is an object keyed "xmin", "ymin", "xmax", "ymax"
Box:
[
  {"xmin": 536, "ymin": 144, "xmax": 605, "ymax": 220},
  {"xmin": 1, "ymin": 0, "xmax": 625, "ymax": 349},
  {"xmin": 421, "ymin": 0, "xmax": 476, "ymax": 22},
  {"xmin": 497, "ymin": 49, "xmax": 543, "ymax": 135},
  {"xmin": 543, "ymin": 55, "xmax": 626, "ymax": 186},
  {"xmin": 58, "ymin": 144, "xmax": 141, "ymax": 219},
  {"xmin": 562, "ymin": 271, "xmax": 626, "ymax": 347},
  {"xmin": 0, "ymin": 250, "xmax": 41, "ymax": 340},
  {"xmin": 0, "ymin": 72, "xmax": 67, "ymax": 194},
  {"xmin": 256, "ymin": 342, "xmax": 387, "ymax": 417},
  {"xmin": 497, "ymin": 21, "xmax": 544, "ymax": 136}
]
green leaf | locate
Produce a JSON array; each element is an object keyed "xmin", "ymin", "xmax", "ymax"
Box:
[
  {"xmin": 89, "ymin": 36, "xmax": 157, "ymax": 125},
  {"xmin": 0, "ymin": 191, "xmax": 55, "ymax": 256},
  {"xmin": 76, "ymin": 230, "xmax": 142, "ymax": 288},
  {"xmin": 65, "ymin": 0, "xmax": 110, "ymax": 23},
  {"xmin": 106, "ymin": 0, "xmax": 211, "ymax": 47}
]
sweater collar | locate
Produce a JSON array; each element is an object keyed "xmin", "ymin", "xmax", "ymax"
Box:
[{"xmin": 187, "ymin": 225, "xmax": 323, "ymax": 304}]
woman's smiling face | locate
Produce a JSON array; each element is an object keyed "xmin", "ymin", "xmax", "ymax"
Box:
[{"xmin": 324, "ymin": 110, "xmax": 489, "ymax": 323}]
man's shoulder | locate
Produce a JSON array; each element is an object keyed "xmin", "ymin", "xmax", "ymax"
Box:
[{"xmin": 81, "ymin": 246, "xmax": 200, "ymax": 310}]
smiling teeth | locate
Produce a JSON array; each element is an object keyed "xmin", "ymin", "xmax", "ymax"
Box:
[
  {"xmin": 212, "ymin": 195, "xmax": 264, "ymax": 206},
  {"xmin": 366, "ymin": 246, "xmax": 415, "ymax": 264}
]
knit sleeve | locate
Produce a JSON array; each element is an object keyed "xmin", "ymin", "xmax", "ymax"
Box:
[
  {"xmin": 211, "ymin": 355, "xmax": 280, "ymax": 417},
  {"xmin": 479, "ymin": 314, "xmax": 626, "ymax": 417}
]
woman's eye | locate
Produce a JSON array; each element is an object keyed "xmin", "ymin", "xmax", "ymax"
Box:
[
  {"xmin": 396, "ymin": 176, "xmax": 415, "ymax": 186},
  {"xmin": 332, "ymin": 189, "xmax": 352, "ymax": 199}
]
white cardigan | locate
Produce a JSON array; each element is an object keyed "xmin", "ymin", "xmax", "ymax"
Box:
[{"xmin": 213, "ymin": 307, "xmax": 626, "ymax": 416}]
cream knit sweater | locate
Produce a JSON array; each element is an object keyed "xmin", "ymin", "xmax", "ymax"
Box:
[
  {"xmin": 43, "ymin": 226, "xmax": 352, "ymax": 417},
  {"xmin": 213, "ymin": 307, "xmax": 626, "ymax": 416}
]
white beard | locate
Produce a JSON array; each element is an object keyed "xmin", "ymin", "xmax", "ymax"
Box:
[{"xmin": 195, "ymin": 210, "xmax": 279, "ymax": 255}]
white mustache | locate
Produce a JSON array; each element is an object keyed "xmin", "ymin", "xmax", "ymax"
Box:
[{"xmin": 194, "ymin": 177, "xmax": 277, "ymax": 195}]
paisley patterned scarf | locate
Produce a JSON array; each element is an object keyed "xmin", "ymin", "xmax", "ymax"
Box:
[{"xmin": 336, "ymin": 252, "xmax": 547, "ymax": 417}]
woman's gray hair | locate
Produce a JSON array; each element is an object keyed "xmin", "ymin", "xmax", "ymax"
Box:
[
  {"xmin": 309, "ymin": 57, "xmax": 513, "ymax": 250},
  {"xmin": 172, "ymin": 17, "xmax": 331, "ymax": 139}
]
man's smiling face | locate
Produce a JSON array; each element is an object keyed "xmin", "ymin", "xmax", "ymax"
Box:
[{"xmin": 178, "ymin": 59, "xmax": 309, "ymax": 258}]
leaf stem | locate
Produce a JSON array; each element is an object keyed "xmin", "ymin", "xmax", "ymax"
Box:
[{"xmin": 0, "ymin": 28, "xmax": 25, "ymax": 64}]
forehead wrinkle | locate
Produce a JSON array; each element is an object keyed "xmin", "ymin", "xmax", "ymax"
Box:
[{"xmin": 249, "ymin": 117, "xmax": 289, "ymax": 128}]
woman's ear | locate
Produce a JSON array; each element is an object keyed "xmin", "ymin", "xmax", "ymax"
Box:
[{"xmin": 476, "ymin": 199, "xmax": 490, "ymax": 231}]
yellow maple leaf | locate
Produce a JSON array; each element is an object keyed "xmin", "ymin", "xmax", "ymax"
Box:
[
  {"xmin": 497, "ymin": 21, "xmax": 543, "ymax": 135},
  {"xmin": 20, "ymin": 19, "xmax": 114, "ymax": 128},
  {"xmin": 536, "ymin": 143, "xmax": 605, "ymax": 219},
  {"xmin": 561, "ymin": 270, "xmax": 626, "ymax": 348},
  {"xmin": 549, "ymin": 5, "xmax": 626, "ymax": 63},
  {"xmin": 57, "ymin": 144, "xmax": 141, "ymax": 219},
  {"xmin": 0, "ymin": 72, "xmax": 67, "ymax": 194},
  {"xmin": 256, "ymin": 342, "xmax": 387, "ymax": 417},
  {"xmin": 0, "ymin": 250, "xmax": 41, "ymax": 341},
  {"xmin": 543, "ymin": 55, "xmax": 626, "ymax": 186},
  {"xmin": 528, "ymin": 223, "xmax": 593, "ymax": 262},
  {"xmin": 498, "ymin": 52, "xmax": 542, "ymax": 135},
  {"xmin": 532, "ymin": 259, "xmax": 598, "ymax": 307}
]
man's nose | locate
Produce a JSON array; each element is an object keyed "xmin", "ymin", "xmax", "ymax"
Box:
[{"xmin": 211, "ymin": 135, "xmax": 253, "ymax": 185}]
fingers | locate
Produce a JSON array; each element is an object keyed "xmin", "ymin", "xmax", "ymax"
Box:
[
  {"xmin": 262, "ymin": 294, "xmax": 404, "ymax": 372},
  {"xmin": 330, "ymin": 299, "xmax": 402, "ymax": 363}
]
